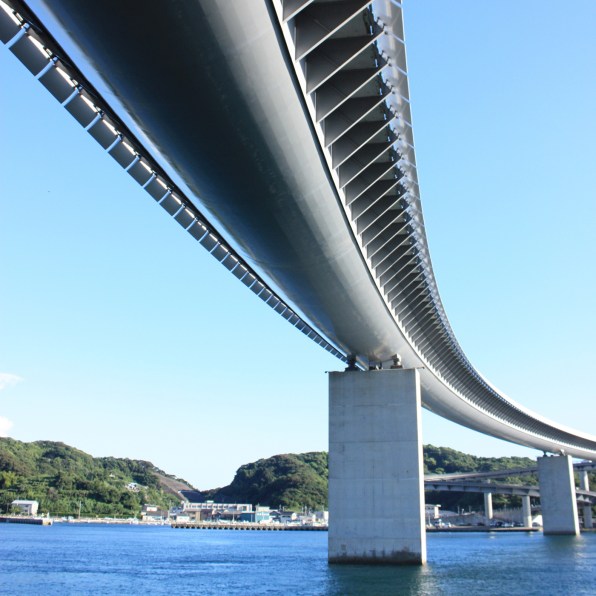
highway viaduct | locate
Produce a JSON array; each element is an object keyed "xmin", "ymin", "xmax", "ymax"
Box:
[{"xmin": 424, "ymin": 463, "xmax": 595, "ymax": 532}]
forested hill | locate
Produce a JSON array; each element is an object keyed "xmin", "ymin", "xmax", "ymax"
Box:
[
  {"xmin": 196, "ymin": 452, "xmax": 329, "ymax": 511},
  {"xmin": 0, "ymin": 437, "xmax": 194, "ymax": 517},
  {"xmin": 423, "ymin": 445, "xmax": 535, "ymax": 475},
  {"xmin": 1, "ymin": 437, "xmax": 563, "ymax": 516},
  {"xmin": 195, "ymin": 446, "xmax": 538, "ymax": 511}
]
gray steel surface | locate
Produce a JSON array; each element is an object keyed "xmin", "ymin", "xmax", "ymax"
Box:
[{"xmin": 2, "ymin": 0, "xmax": 595, "ymax": 459}]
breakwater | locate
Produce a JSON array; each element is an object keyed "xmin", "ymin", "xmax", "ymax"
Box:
[
  {"xmin": 0, "ymin": 516, "xmax": 52, "ymax": 526},
  {"xmin": 427, "ymin": 526, "xmax": 539, "ymax": 533},
  {"xmin": 172, "ymin": 522, "xmax": 544, "ymax": 533},
  {"xmin": 172, "ymin": 522, "xmax": 327, "ymax": 531}
]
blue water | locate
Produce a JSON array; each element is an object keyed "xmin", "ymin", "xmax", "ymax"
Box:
[{"xmin": 1, "ymin": 525, "xmax": 594, "ymax": 595}]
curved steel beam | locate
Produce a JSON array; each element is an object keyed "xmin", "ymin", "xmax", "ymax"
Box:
[{"xmin": 2, "ymin": 0, "xmax": 595, "ymax": 459}]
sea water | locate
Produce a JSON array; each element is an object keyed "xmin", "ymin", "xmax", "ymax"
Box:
[{"xmin": 1, "ymin": 524, "xmax": 594, "ymax": 595}]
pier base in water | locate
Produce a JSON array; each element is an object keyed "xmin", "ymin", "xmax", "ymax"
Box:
[
  {"xmin": 538, "ymin": 455, "xmax": 579, "ymax": 535},
  {"xmin": 328, "ymin": 369, "xmax": 426, "ymax": 565}
]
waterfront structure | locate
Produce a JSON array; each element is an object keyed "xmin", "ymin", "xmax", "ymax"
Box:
[
  {"xmin": 171, "ymin": 505, "xmax": 321, "ymax": 526},
  {"xmin": 2, "ymin": 0, "xmax": 594, "ymax": 563},
  {"xmin": 181, "ymin": 501, "xmax": 252, "ymax": 513},
  {"xmin": 276, "ymin": 511, "xmax": 298, "ymax": 524},
  {"xmin": 240, "ymin": 507, "xmax": 272, "ymax": 524},
  {"xmin": 425, "ymin": 505, "xmax": 441, "ymax": 521},
  {"xmin": 141, "ymin": 505, "xmax": 169, "ymax": 523},
  {"xmin": 10, "ymin": 500, "xmax": 38, "ymax": 516},
  {"xmin": 180, "ymin": 501, "xmax": 253, "ymax": 522},
  {"xmin": 315, "ymin": 511, "xmax": 329, "ymax": 524}
]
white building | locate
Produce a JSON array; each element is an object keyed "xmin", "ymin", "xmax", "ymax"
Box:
[
  {"xmin": 278, "ymin": 511, "xmax": 297, "ymax": 524},
  {"xmin": 141, "ymin": 504, "xmax": 169, "ymax": 522},
  {"xmin": 182, "ymin": 501, "xmax": 252, "ymax": 513},
  {"xmin": 425, "ymin": 504, "xmax": 441, "ymax": 520},
  {"xmin": 11, "ymin": 500, "xmax": 39, "ymax": 515},
  {"xmin": 314, "ymin": 511, "xmax": 329, "ymax": 523}
]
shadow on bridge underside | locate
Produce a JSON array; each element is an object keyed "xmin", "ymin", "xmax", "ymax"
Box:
[{"xmin": 1, "ymin": 0, "xmax": 594, "ymax": 460}]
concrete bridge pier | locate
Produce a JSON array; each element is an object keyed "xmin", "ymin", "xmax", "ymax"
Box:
[
  {"xmin": 537, "ymin": 455, "xmax": 580, "ymax": 535},
  {"xmin": 483, "ymin": 492, "xmax": 493, "ymax": 521},
  {"xmin": 579, "ymin": 470, "xmax": 593, "ymax": 529},
  {"xmin": 328, "ymin": 368, "xmax": 426, "ymax": 565},
  {"xmin": 521, "ymin": 495, "xmax": 532, "ymax": 528}
]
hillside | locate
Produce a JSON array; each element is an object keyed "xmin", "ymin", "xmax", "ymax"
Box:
[
  {"xmin": 194, "ymin": 447, "xmax": 544, "ymax": 511},
  {"xmin": 198, "ymin": 452, "xmax": 328, "ymax": 511},
  {"xmin": 0, "ymin": 438, "xmax": 194, "ymax": 517},
  {"xmin": 422, "ymin": 445, "xmax": 537, "ymax": 510},
  {"xmin": 3, "ymin": 438, "xmax": 590, "ymax": 516}
]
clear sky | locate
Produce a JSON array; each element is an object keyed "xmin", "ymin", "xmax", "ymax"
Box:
[{"xmin": 1, "ymin": 2, "xmax": 594, "ymax": 489}]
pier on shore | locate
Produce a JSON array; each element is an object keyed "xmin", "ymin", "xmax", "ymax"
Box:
[
  {"xmin": 172, "ymin": 522, "xmax": 327, "ymax": 531},
  {"xmin": 0, "ymin": 516, "xmax": 53, "ymax": 526}
]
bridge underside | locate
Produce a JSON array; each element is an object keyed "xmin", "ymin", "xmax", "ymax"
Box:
[{"xmin": 3, "ymin": 0, "xmax": 595, "ymax": 460}]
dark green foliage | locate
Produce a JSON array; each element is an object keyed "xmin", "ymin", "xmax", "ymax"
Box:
[
  {"xmin": 0, "ymin": 438, "xmax": 193, "ymax": 517},
  {"xmin": 423, "ymin": 444, "xmax": 535, "ymax": 475},
  {"xmin": 4, "ymin": 436, "xmax": 592, "ymax": 517},
  {"xmin": 423, "ymin": 444, "xmax": 537, "ymax": 511},
  {"xmin": 201, "ymin": 452, "xmax": 328, "ymax": 511},
  {"xmin": 198, "ymin": 446, "xmax": 591, "ymax": 514}
]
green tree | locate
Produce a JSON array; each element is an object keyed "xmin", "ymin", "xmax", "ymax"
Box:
[{"xmin": 0, "ymin": 470, "xmax": 18, "ymax": 488}]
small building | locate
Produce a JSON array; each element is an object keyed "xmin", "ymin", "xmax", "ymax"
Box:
[
  {"xmin": 141, "ymin": 504, "xmax": 169, "ymax": 522},
  {"xmin": 425, "ymin": 504, "xmax": 441, "ymax": 521},
  {"xmin": 276, "ymin": 511, "xmax": 297, "ymax": 524},
  {"xmin": 314, "ymin": 511, "xmax": 329, "ymax": 524},
  {"xmin": 240, "ymin": 507, "xmax": 271, "ymax": 524},
  {"xmin": 297, "ymin": 514, "xmax": 317, "ymax": 526},
  {"xmin": 11, "ymin": 500, "xmax": 39, "ymax": 516},
  {"xmin": 181, "ymin": 501, "xmax": 253, "ymax": 522},
  {"xmin": 182, "ymin": 501, "xmax": 252, "ymax": 513}
]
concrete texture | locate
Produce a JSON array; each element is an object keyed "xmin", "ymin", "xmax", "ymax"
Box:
[
  {"xmin": 579, "ymin": 470, "xmax": 593, "ymax": 529},
  {"xmin": 484, "ymin": 492, "xmax": 493, "ymax": 520},
  {"xmin": 537, "ymin": 455, "xmax": 579, "ymax": 535},
  {"xmin": 521, "ymin": 495, "xmax": 532, "ymax": 528},
  {"xmin": 328, "ymin": 369, "xmax": 426, "ymax": 564}
]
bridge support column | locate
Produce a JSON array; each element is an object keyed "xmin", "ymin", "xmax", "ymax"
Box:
[
  {"xmin": 521, "ymin": 495, "xmax": 532, "ymax": 528},
  {"xmin": 579, "ymin": 470, "xmax": 593, "ymax": 529},
  {"xmin": 537, "ymin": 455, "xmax": 579, "ymax": 535},
  {"xmin": 484, "ymin": 492, "xmax": 493, "ymax": 521},
  {"xmin": 328, "ymin": 369, "xmax": 426, "ymax": 565}
]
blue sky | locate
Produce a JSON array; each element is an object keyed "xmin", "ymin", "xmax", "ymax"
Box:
[{"xmin": 1, "ymin": 2, "xmax": 594, "ymax": 489}]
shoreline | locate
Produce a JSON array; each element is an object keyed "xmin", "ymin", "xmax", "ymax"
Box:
[
  {"xmin": 0, "ymin": 516, "xmax": 53, "ymax": 526},
  {"xmin": 5, "ymin": 517, "xmax": 593, "ymax": 533}
]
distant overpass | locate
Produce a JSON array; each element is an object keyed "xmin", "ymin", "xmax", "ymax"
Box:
[
  {"xmin": 425, "ymin": 461, "xmax": 596, "ymax": 482},
  {"xmin": 425, "ymin": 481, "xmax": 596, "ymax": 505}
]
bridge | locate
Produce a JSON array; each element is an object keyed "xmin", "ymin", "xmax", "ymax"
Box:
[
  {"xmin": 425, "ymin": 461, "xmax": 596, "ymax": 483},
  {"xmin": 424, "ymin": 480, "xmax": 595, "ymax": 507},
  {"xmin": 1, "ymin": 0, "xmax": 594, "ymax": 564},
  {"xmin": 424, "ymin": 468, "xmax": 595, "ymax": 530}
]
